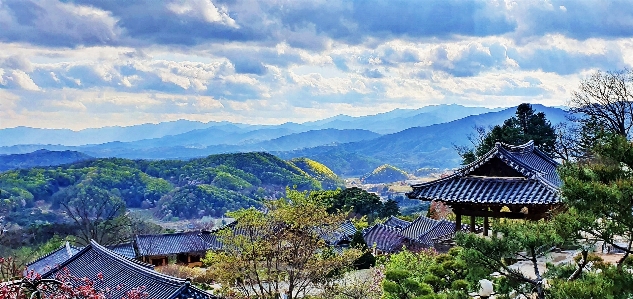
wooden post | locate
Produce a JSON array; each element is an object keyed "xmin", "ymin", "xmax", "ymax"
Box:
[
  {"xmin": 455, "ymin": 210, "xmax": 462, "ymax": 232},
  {"xmin": 470, "ymin": 215, "xmax": 476, "ymax": 233},
  {"xmin": 483, "ymin": 216, "xmax": 489, "ymax": 236}
]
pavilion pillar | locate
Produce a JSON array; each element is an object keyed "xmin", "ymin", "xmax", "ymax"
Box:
[
  {"xmin": 470, "ymin": 215, "xmax": 476, "ymax": 233},
  {"xmin": 455, "ymin": 210, "xmax": 462, "ymax": 232},
  {"xmin": 483, "ymin": 217, "xmax": 489, "ymax": 236}
]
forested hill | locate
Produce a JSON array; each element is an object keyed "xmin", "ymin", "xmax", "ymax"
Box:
[
  {"xmin": 0, "ymin": 149, "xmax": 93, "ymax": 172},
  {"xmin": 0, "ymin": 152, "xmax": 344, "ymax": 222}
]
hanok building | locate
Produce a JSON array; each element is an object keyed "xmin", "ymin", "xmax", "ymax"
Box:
[
  {"xmin": 363, "ymin": 215, "xmax": 467, "ymax": 254},
  {"xmin": 407, "ymin": 141, "xmax": 562, "ymax": 236},
  {"xmin": 136, "ymin": 232, "xmax": 210, "ymax": 267},
  {"xmin": 35, "ymin": 240, "xmax": 214, "ymax": 299},
  {"xmin": 26, "ymin": 242, "xmax": 82, "ymax": 275}
]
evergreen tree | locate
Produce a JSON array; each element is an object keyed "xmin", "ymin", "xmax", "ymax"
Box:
[
  {"xmin": 349, "ymin": 230, "xmax": 376, "ymax": 269},
  {"xmin": 559, "ymin": 133, "xmax": 633, "ymax": 265},
  {"xmin": 380, "ymin": 199, "xmax": 400, "ymax": 218},
  {"xmin": 459, "ymin": 103, "xmax": 556, "ymax": 164}
]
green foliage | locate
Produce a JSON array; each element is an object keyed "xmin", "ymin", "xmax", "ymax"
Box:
[
  {"xmin": 459, "ymin": 103, "xmax": 556, "ymax": 164},
  {"xmin": 383, "ymin": 269, "xmax": 434, "ymax": 299},
  {"xmin": 559, "ymin": 133, "xmax": 633, "ymax": 259},
  {"xmin": 380, "ymin": 199, "xmax": 401, "ymax": 218},
  {"xmin": 456, "ymin": 219, "xmax": 569, "ymax": 299},
  {"xmin": 157, "ymin": 184, "xmax": 259, "ymax": 219},
  {"xmin": 0, "ymin": 152, "xmax": 340, "ymax": 221},
  {"xmin": 545, "ymin": 261, "xmax": 633, "ymax": 299},
  {"xmin": 290, "ymin": 157, "xmax": 345, "ymax": 189},
  {"xmin": 321, "ymin": 187, "xmax": 392, "ymax": 220},
  {"xmin": 350, "ymin": 230, "xmax": 376, "ymax": 269},
  {"xmin": 380, "ymin": 248, "xmax": 470, "ymax": 298},
  {"xmin": 204, "ymin": 188, "xmax": 361, "ymax": 299},
  {"xmin": 361, "ymin": 164, "xmax": 408, "ymax": 184}
]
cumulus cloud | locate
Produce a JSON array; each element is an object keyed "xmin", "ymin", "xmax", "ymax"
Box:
[
  {"xmin": 0, "ymin": 0, "xmax": 122, "ymax": 47},
  {"xmin": 167, "ymin": 0, "xmax": 238, "ymax": 27},
  {"xmin": 509, "ymin": 0, "xmax": 633, "ymax": 40},
  {"xmin": 3, "ymin": 1, "xmax": 633, "ymax": 129}
]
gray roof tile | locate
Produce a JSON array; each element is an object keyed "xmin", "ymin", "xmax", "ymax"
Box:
[
  {"xmin": 41, "ymin": 240, "xmax": 214, "ymax": 299},
  {"xmin": 408, "ymin": 141, "xmax": 561, "ymax": 205}
]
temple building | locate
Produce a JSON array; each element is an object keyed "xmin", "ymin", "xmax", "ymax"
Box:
[
  {"xmin": 28, "ymin": 240, "xmax": 214, "ymax": 299},
  {"xmin": 136, "ymin": 232, "xmax": 210, "ymax": 267},
  {"xmin": 407, "ymin": 141, "xmax": 562, "ymax": 236}
]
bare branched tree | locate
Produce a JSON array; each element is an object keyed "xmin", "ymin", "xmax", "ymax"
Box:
[
  {"xmin": 569, "ymin": 69, "xmax": 633, "ymax": 138},
  {"xmin": 59, "ymin": 185, "xmax": 127, "ymax": 245}
]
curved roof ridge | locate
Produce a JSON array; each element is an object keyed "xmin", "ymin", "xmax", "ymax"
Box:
[
  {"xmin": 136, "ymin": 230, "xmax": 201, "ymax": 238},
  {"xmin": 28, "ymin": 241, "xmax": 81, "ymax": 266},
  {"xmin": 410, "ymin": 140, "xmax": 560, "ymax": 191},
  {"xmin": 88, "ymin": 240, "xmax": 186, "ymax": 284},
  {"xmin": 496, "ymin": 140, "xmax": 534, "ymax": 151},
  {"xmin": 364, "ymin": 223, "xmax": 401, "ymax": 235}
]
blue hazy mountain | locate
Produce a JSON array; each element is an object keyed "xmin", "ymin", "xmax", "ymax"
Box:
[
  {"xmin": 0, "ymin": 104, "xmax": 567, "ymax": 175},
  {"xmin": 278, "ymin": 104, "xmax": 568, "ymax": 176},
  {"xmin": 0, "ymin": 104, "xmax": 499, "ymax": 147}
]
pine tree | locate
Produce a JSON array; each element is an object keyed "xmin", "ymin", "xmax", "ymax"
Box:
[
  {"xmin": 349, "ymin": 230, "xmax": 376, "ymax": 269},
  {"xmin": 459, "ymin": 103, "xmax": 556, "ymax": 164}
]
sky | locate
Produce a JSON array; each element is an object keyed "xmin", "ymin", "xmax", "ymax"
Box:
[{"xmin": 1, "ymin": 0, "xmax": 633, "ymax": 130}]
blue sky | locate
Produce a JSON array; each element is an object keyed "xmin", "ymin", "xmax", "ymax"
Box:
[{"xmin": 1, "ymin": 0, "xmax": 632, "ymax": 129}]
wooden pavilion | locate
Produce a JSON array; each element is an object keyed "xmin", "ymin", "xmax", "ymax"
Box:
[{"xmin": 407, "ymin": 141, "xmax": 562, "ymax": 236}]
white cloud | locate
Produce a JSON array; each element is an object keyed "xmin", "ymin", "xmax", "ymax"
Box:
[
  {"xmin": 167, "ymin": 0, "xmax": 238, "ymax": 28},
  {"xmin": 2, "ymin": 70, "xmax": 41, "ymax": 91}
]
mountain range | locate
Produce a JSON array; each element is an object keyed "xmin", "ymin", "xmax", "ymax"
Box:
[{"xmin": 0, "ymin": 104, "xmax": 568, "ymax": 176}]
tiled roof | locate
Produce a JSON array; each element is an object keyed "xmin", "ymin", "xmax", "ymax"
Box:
[
  {"xmin": 106, "ymin": 242, "xmax": 136, "ymax": 259},
  {"xmin": 415, "ymin": 220, "xmax": 458, "ymax": 247},
  {"xmin": 321, "ymin": 221, "xmax": 357, "ymax": 245},
  {"xmin": 400, "ymin": 216, "xmax": 441, "ymax": 239},
  {"xmin": 199, "ymin": 231, "xmax": 224, "ymax": 250},
  {"xmin": 363, "ymin": 224, "xmax": 409, "ymax": 253},
  {"xmin": 27, "ymin": 242, "xmax": 82, "ymax": 275},
  {"xmin": 136, "ymin": 232, "xmax": 209, "ymax": 256},
  {"xmin": 383, "ymin": 216, "xmax": 411, "ymax": 230},
  {"xmin": 339, "ymin": 220, "xmax": 357, "ymax": 236},
  {"xmin": 41, "ymin": 240, "xmax": 214, "ymax": 299},
  {"xmin": 363, "ymin": 215, "xmax": 464, "ymax": 253},
  {"xmin": 408, "ymin": 141, "xmax": 561, "ymax": 206}
]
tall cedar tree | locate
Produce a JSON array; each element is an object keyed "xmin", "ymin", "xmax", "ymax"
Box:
[{"xmin": 459, "ymin": 103, "xmax": 556, "ymax": 164}]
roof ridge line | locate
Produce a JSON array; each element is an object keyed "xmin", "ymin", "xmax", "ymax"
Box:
[
  {"xmin": 39, "ymin": 244, "xmax": 93, "ymax": 278},
  {"xmin": 28, "ymin": 242, "xmax": 81, "ymax": 266},
  {"xmin": 88, "ymin": 240, "xmax": 186, "ymax": 285}
]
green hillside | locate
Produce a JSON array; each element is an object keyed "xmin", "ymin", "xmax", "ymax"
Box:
[
  {"xmin": 289, "ymin": 157, "xmax": 344, "ymax": 189},
  {"xmin": 0, "ymin": 152, "xmax": 339, "ymax": 222},
  {"xmin": 361, "ymin": 164, "xmax": 409, "ymax": 184}
]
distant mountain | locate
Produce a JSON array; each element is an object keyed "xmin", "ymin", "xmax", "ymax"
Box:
[
  {"xmin": 0, "ymin": 128, "xmax": 381, "ymax": 159},
  {"xmin": 0, "ymin": 104, "xmax": 567, "ymax": 176},
  {"xmin": 0, "ymin": 149, "xmax": 93, "ymax": 172},
  {"xmin": 302, "ymin": 104, "xmax": 503, "ymax": 134},
  {"xmin": 243, "ymin": 129, "xmax": 380, "ymax": 152},
  {"xmin": 280, "ymin": 105, "xmax": 568, "ymax": 175},
  {"xmin": 361, "ymin": 164, "xmax": 409, "ymax": 184},
  {"xmin": 0, "ymin": 120, "xmax": 220, "ymax": 146},
  {"xmin": 0, "ymin": 104, "xmax": 499, "ymax": 147}
]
